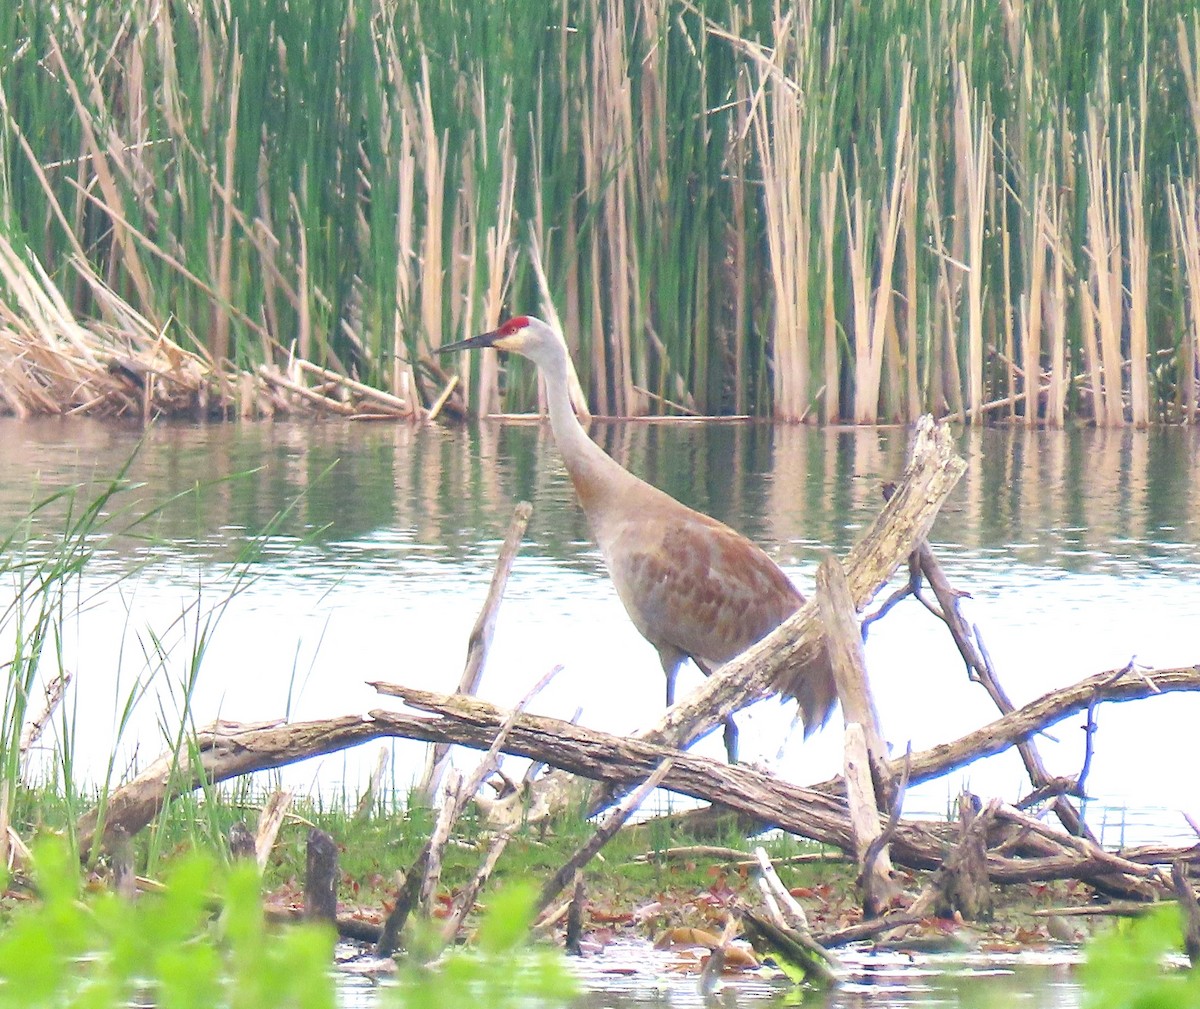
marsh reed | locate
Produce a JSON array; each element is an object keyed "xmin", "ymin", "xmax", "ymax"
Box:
[{"xmin": 1, "ymin": 0, "xmax": 1197, "ymax": 423}]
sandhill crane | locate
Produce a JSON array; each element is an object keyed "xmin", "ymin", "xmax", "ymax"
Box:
[{"xmin": 440, "ymin": 315, "xmax": 837, "ymax": 760}]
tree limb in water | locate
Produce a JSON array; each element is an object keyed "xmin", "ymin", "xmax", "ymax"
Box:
[{"xmin": 77, "ymin": 664, "xmax": 1200, "ymax": 895}]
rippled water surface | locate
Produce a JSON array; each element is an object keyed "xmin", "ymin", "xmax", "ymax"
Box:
[{"xmin": 3, "ymin": 417, "xmax": 1198, "ymax": 1007}]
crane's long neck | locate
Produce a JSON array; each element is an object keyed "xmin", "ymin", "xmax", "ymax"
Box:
[{"xmin": 540, "ymin": 348, "xmax": 640, "ymax": 526}]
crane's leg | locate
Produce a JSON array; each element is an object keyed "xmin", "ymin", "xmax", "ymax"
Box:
[
  {"xmin": 659, "ymin": 647, "xmax": 687, "ymax": 708},
  {"xmin": 695, "ymin": 659, "xmax": 739, "ymax": 764},
  {"xmin": 661, "ymin": 652, "xmax": 740, "ymax": 763}
]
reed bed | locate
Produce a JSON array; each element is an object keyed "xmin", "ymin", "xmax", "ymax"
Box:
[{"xmin": 1, "ymin": 0, "xmax": 1198, "ymax": 423}]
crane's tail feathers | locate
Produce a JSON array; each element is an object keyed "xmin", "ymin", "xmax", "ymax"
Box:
[{"xmin": 777, "ymin": 652, "xmax": 839, "ymax": 738}]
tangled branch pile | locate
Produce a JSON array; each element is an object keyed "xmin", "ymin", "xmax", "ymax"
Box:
[{"xmin": 0, "ymin": 237, "xmax": 419, "ymax": 420}]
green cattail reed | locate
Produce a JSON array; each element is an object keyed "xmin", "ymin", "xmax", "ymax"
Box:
[
  {"xmin": 952, "ymin": 64, "xmax": 989, "ymax": 425},
  {"xmin": 819, "ymin": 166, "xmax": 840, "ymax": 423}
]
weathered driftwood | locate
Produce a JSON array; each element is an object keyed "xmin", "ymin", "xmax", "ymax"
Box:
[
  {"xmin": 631, "ymin": 845, "xmax": 850, "ymax": 867},
  {"xmin": 376, "ymin": 667, "xmax": 562, "ymax": 956},
  {"xmin": 77, "ymin": 652, "xmax": 1200, "ymax": 897},
  {"xmin": 843, "ymin": 724, "xmax": 893, "ymax": 913},
  {"xmin": 533, "ymin": 759, "xmax": 674, "ymax": 923},
  {"xmin": 738, "ymin": 904, "xmax": 837, "ymax": 988},
  {"xmin": 815, "ymin": 912, "xmax": 927, "ymax": 948},
  {"xmin": 305, "ymin": 828, "xmax": 339, "ymax": 924},
  {"xmin": 817, "ymin": 555, "xmax": 889, "ymax": 792},
  {"xmin": 75, "ymin": 717, "xmax": 378, "ymax": 857},
  {"xmin": 816, "ymin": 553, "xmax": 897, "ymax": 915},
  {"xmin": 909, "ymin": 797, "xmax": 1000, "ymax": 922},
  {"xmin": 1171, "ymin": 862, "xmax": 1200, "ymax": 966},
  {"xmin": 890, "ymin": 537, "xmax": 1096, "ymax": 843},
  {"xmin": 754, "ymin": 846, "xmax": 814, "ymax": 933},
  {"xmin": 417, "ymin": 771, "xmax": 465, "ymax": 912},
  {"xmin": 865, "ymin": 662, "xmax": 1200, "ymax": 789},
  {"xmin": 564, "ymin": 872, "xmax": 586, "ymax": 956},
  {"xmin": 442, "ymin": 825, "xmax": 514, "ymax": 942},
  {"xmin": 371, "ymin": 687, "xmax": 1186, "ymax": 897},
  {"xmin": 749, "ymin": 842, "xmax": 842, "ymax": 982},
  {"xmin": 419, "ymin": 500, "xmax": 533, "ymax": 801},
  {"xmin": 354, "ymin": 746, "xmax": 390, "ymax": 821},
  {"xmin": 76, "ymin": 664, "xmax": 1200, "ymax": 887},
  {"xmin": 76, "ymin": 717, "xmax": 380, "ymax": 857},
  {"xmin": 254, "ymin": 790, "xmax": 294, "ymax": 871},
  {"xmin": 478, "ymin": 416, "xmax": 969, "ymax": 826}
]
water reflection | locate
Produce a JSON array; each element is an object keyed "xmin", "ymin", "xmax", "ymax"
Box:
[
  {"xmin": 2, "ymin": 418, "xmax": 1198, "ymax": 848},
  {"xmin": 334, "ymin": 945, "xmax": 1086, "ymax": 1009},
  {"xmin": 5, "ymin": 418, "xmax": 1197, "ymax": 573}
]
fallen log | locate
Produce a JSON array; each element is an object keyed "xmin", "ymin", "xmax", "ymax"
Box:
[
  {"xmin": 76, "ymin": 663, "xmax": 1200, "ymax": 882},
  {"xmin": 76, "ymin": 717, "xmax": 379, "ymax": 858},
  {"xmin": 867, "ymin": 531, "xmax": 1097, "ymax": 843},
  {"xmin": 371, "ymin": 686, "xmax": 1170, "ymax": 894},
  {"xmin": 867, "ymin": 662, "xmax": 1200, "ymax": 789},
  {"xmin": 75, "ymin": 662, "xmax": 1200, "ymax": 887}
]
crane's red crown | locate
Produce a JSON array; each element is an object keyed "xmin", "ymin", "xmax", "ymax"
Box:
[{"xmin": 497, "ymin": 315, "xmax": 531, "ymax": 336}]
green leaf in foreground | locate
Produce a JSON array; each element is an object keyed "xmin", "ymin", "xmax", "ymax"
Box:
[
  {"xmin": 388, "ymin": 882, "xmax": 576, "ymax": 1009},
  {"xmin": 0, "ymin": 838, "xmax": 335, "ymax": 1009},
  {"xmin": 1081, "ymin": 906, "xmax": 1200, "ymax": 1009}
]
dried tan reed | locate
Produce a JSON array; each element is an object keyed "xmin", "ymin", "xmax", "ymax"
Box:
[
  {"xmin": 842, "ymin": 67, "xmax": 912, "ymax": 425},
  {"xmin": 750, "ymin": 7, "xmax": 813, "ymax": 422},
  {"xmin": 1169, "ymin": 180, "xmax": 1200, "ymax": 423},
  {"xmin": 956, "ymin": 65, "xmax": 990, "ymax": 424},
  {"xmin": 418, "ymin": 55, "xmax": 446, "ymax": 357},
  {"xmin": 1045, "ymin": 176, "xmax": 1070, "ymax": 428},
  {"xmin": 1023, "ymin": 167, "xmax": 1051, "ymax": 426},
  {"xmin": 1083, "ymin": 98, "xmax": 1126, "ymax": 426}
]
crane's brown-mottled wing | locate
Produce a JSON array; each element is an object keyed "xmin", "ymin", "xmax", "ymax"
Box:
[
  {"xmin": 609, "ymin": 514, "xmax": 799, "ymax": 662},
  {"xmin": 605, "ymin": 513, "xmax": 838, "ymax": 734}
]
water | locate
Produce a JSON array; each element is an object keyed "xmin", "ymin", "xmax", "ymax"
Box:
[
  {"xmin": 3, "ymin": 417, "xmax": 1198, "ymax": 1007},
  {"xmin": 562, "ymin": 944, "xmax": 1087, "ymax": 1009},
  {"xmin": 334, "ymin": 942, "xmax": 1090, "ymax": 1009}
]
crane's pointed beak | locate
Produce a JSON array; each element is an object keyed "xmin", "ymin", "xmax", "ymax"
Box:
[{"xmin": 438, "ymin": 331, "xmax": 498, "ymax": 354}]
